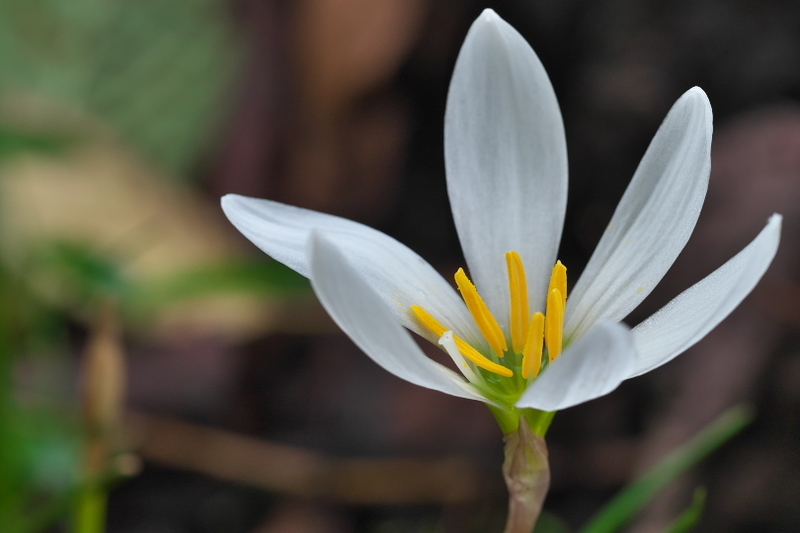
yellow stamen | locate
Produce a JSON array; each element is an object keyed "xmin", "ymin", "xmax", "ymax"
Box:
[
  {"xmin": 454, "ymin": 268, "xmax": 508, "ymax": 358},
  {"xmin": 522, "ymin": 312, "xmax": 545, "ymax": 379},
  {"xmin": 545, "ymin": 289, "xmax": 564, "ymax": 361},
  {"xmin": 410, "ymin": 305, "xmax": 513, "ymax": 377},
  {"xmin": 506, "ymin": 251, "xmax": 530, "ymax": 354},
  {"xmin": 548, "ymin": 261, "xmax": 568, "ymax": 308}
]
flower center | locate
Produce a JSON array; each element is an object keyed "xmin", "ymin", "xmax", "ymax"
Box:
[{"xmin": 411, "ymin": 253, "xmax": 567, "ymax": 384}]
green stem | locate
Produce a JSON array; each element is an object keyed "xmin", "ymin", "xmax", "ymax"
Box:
[
  {"xmin": 74, "ymin": 483, "xmax": 107, "ymax": 533},
  {"xmin": 489, "ymin": 405, "xmax": 557, "ymax": 437},
  {"xmin": 523, "ymin": 409, "xmax": 556, "ymax": 436}
]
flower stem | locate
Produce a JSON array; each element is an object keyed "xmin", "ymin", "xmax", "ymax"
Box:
[
  {"xmin": 488, "ymin": 405, "xmax": 556, "ymax": 437},
  {"xmin": 522, "ymin": 409, "xmax": 556, "ymax": 437},
  {"xmin": 502, "ymin": 417, "xmax": 550, "ymax": 533}
]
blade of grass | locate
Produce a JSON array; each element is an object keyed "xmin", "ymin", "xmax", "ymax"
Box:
[
  {"xmin": 665, "ymin": 486, "xmax": 707, "ymax": 533},
  {"xmin": 579, "ymin": 404, "xmax": 753, "ymax": 533}
]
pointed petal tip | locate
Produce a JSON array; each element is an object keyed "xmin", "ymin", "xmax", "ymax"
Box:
[
  {"xmin": 447, "ymin": 4, "xmax": 566, "ymax": 324},
  {"xmin": 680, "ymin": 86, "xmax": 713, "ymax": 120},
  {"xmin": 479, "ymin": 8, "xmax": 499, "ymax": 20},
  {"xmin": 758, "ymin": 213, "xmax": 782, "ymax": 250},
  {"xmin": 220, "ymin": 193, "xmax": 246, "ymax": 225},
  {"xmin": 220, "ymin": 193, "xmax": 250, "ymax": 217},
  {"xmin": 672, "ymin": 86, "xmax": 713, "ymax": 150},
  {"xmin": 685, "ymin": 86, "xmax": 708, "ymax": 99},
  {"xmin": 564, "ymin": 83, "xmax": 714, "ymax": 337},
  {"xmin": 764, "ymin": 212, "xmax": 783, "ymax": 248},
  {"xmin": 220, "ymin": 192, "xmax": 234, "ymax": 208},
  {"xmin": 220, "ymin": 192, "xmax": 243, "ymax": 203},
  {"xmin": 628, "ymin": 211, "xmax": 784, "ymax": 378},
  {"xmin": 220, "ymin": 194, "xmax": 270, "ymax": 233},
  {"xmin": 472, "ymin": 8, "xmax": 511, "ymax": 37}
]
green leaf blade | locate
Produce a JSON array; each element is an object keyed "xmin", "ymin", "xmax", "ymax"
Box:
[{"xmin": 579, "ymin": 404, "xmax": 753, "ymax": 533}]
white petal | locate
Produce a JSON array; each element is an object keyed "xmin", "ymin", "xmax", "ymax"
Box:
[
  {"xmin": 516, "ymin": 322, "xmax": 636, "ymax": 411},
  {"xmin": 629, "ymin": 214, "xmax": 781, "ymax": 377},
  {"xmin": 566, "ymin": 88, "xmax": 713, "ymax": 339},
  {"xmin": 445, "ymin": 9, "xmax": 568, "ymax": 324},
  {"xmin": 309, "ymin": 232, "xmax": 485, "ymax": 402},
  {"xmin": 221, "ymin": 194, "xmax": 482, "ymax": 345}
]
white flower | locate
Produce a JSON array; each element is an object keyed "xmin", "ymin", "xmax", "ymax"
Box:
[{"xmin": 221, "ymin": 9, "xmax": 780, "ymax": 416}]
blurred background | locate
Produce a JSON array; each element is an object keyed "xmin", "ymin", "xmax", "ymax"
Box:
[{"xmin": 2, "ymin": 0, "xmax": 800, "ymax": 532}]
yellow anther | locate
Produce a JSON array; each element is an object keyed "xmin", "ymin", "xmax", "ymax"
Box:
[
  {"xmin": 522, "ymin": 312, "xmax": 545, "ymax": 379},
  {"xmin": 545, "ymin": 289, "xmax": 564, "ymax": 361},
  {"xmin": 454, "ymin": 268, "xmax": 508, "ymax": 358},
  {"xmin": 506, "ymin": 251, "xmax": 530, "ymax": 354},
  {"xmin": 410, "ymin": 305, "xmax": 513, "ymax": 377},
  {"xmin": 453, "ymin": 338, "xmax": 513, "ymax": 378},
  {"xmin": 548, "ymin": 261, "xmax": 568, "ymax": 308}
]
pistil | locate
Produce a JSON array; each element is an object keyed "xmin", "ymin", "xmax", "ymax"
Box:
[{"xmin": 411, "ymin": 305, "xmax": 512, "ymax": 377}]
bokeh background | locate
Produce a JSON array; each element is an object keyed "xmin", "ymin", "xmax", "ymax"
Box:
[{"xmin": 2, "ymin": 0, "xmax": 800, "ymax": 532}]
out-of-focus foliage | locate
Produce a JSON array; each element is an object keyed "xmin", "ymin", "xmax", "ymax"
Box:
[
  {"xmin": 579, "ymin": 406, "xmax": 752, "ymax": 533},
  {"xmin": 0, "ymin": 388, "xmax": 82, "ymax": 533},
  {"xmin": 0, "ymin": 0, "xmax": 240, "ymax": 172},
  {"xmin": 0, "ymin": 124, "xmax": 75, "ymax": 161},
  {"xmin": 0, "ymin": 124, "xmax": 308, "ymax": 532},
  {"xmin": 0, "ymin": 254, "xmax": 82, "ymax": 533},
  {"xmin": 0, "ymin": 137, "xmax": 311, "ymax": 340}
]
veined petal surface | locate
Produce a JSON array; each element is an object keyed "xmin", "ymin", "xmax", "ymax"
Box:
[
  {"xmin": 629, "ymin": 214, "xmax": 781, "ymax": 377},
  {"xmin": 566, "ymin": 88, "xmax": 712, "ymax": 339},
  {"xmin": 445, "ymin": 9, "xmax": 568, "ymax": 324},
  {"xmin": 309, "ymin": 233, "xmax": 485, "ymax": 401},
  {"xmin": 221, "ymin": 194, "xmax": 482, "ymax": 345},
  {"xmin": 516, "ymin": 322, "xmax": 636, "ymax": 411}
]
